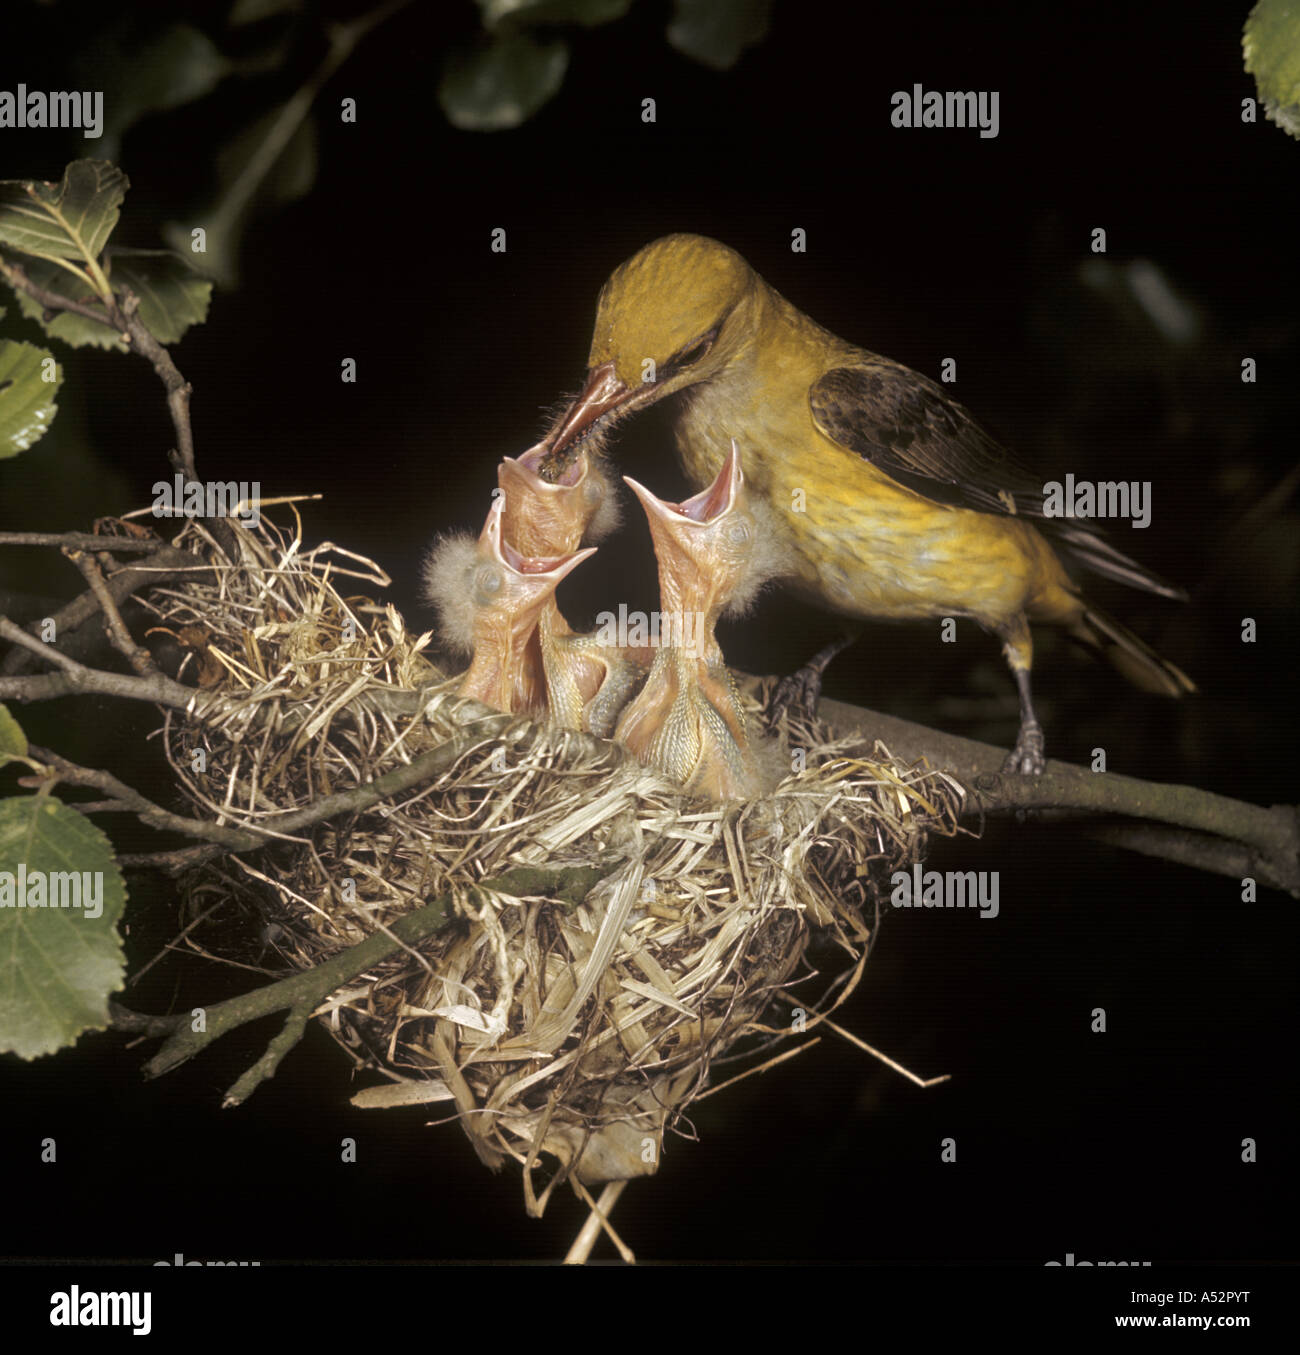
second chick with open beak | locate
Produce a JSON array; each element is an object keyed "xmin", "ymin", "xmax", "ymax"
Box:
[{"xmin": 613, "ymin": 441, "xmax": 778, "ymax": 800}]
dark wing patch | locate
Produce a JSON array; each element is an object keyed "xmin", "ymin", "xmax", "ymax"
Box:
[
  {"xmin": 809, "ymin": 360, "xmax": 1186, "ymax": 599},
  {"xmin": 809, "ymin": 360, "xmax": 1044, "ymax": 517}
]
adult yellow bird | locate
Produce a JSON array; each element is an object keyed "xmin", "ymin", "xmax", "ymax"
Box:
[{"xmin": 537, "ymin": 233, "xmax": 1194, "ymax": 773}]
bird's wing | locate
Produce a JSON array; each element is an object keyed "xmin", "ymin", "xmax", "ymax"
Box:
[
  {"xmin": 808, "ymin": 360, "xmax": 1186, "ymax": 600},
  {"xmin": 809, "ymin": 359, "xmax": 1043, "ymax": 517}
]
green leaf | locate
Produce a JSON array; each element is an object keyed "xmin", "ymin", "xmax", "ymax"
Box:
[
  {"xmin": 105, "ymin": 249, "xmax": 214, "ymax": 344},
  {"xmin": 0, "ymin": 340, "xmax": 62, "ymax": 457},
  {"xmin": 70, "ymin": 24, "xmax": 232, "ymax": 161},
  {"xmin": 7, "ymin": 259, "xmax": 116, "ymax": 350},
  {"xmin": 440, "ymin": 33, "xmax": 569, "ymax": 131},
  {"xmin": 0, "ymin": 706, "xmax": 27, "ymax": 761},
  {"xmin": 668, "ymin": 0, "xmax": 772, "ymax": 71},
  {"xmin": 1244, "ymin": 0, "xmax": 1300, "ymax": 139},
  {"xmin": 0, "ymin": 161, "xmax": 128, "ymax": 265},
  {"xmin": 478, "ymin": 0, "xmax": 633, "ymax": 27},
  {"xmin": 0, "ymin": 797, "xmax": 128, "ymax": 1059},
  {"xmin": 10, "ymin": 249, "xmax": 211, "ymax": 348}
]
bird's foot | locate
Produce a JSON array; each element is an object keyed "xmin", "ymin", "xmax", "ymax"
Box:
[
  {"xmin": 763, "ymin": 630, "xmax": 860, "ymax": 733},
  {"xmin": 765, "ymin": 664, "xmax": 825, "ymax": 730},
  {"xmin": 1001, "ymin": 720, "xmax": 1046, "ymax": 775}
]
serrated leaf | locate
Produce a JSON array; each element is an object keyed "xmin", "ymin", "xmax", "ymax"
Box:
[
  {"xmin": 0, "ymin": 340, "xmax": 61, "ymax": 457},
  {"xmin": 668, "ymin": 0, "xmax": 772, "ymax": 71},
  {"xmin": 0, "ymin": 705, "xmax": 27, "ymax": 760},
  {"xmin": 0, "ymin": 797, "xmax": 127, "ymax": 1059},
  {"xmin": 440, "ymin": 33, "xmax": 569, "ymax": 131},
  {"xmin": 104, "ymin": 249, "xmax": 213, "ymax": 344},
  {"xmin": 1244, "ymin": 0, "xmax": 1300, "ymax": 139},
  {"xmin": 0, "ymin": 161, "xmax": 128, "ymax": 265},
  {"xmin": 9, "ymin": 259, "xmax": 121, "ymax": 350},
  {"xmin": 9, "ymin": 249, "xmax": 211, "ymax": 348}
]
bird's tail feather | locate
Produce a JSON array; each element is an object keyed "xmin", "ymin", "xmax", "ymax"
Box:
[
  {"xmin": 1069, "ymin": 605, "xmax": 1196, "ymax": 697},
  {"xmin": 1052, "ymin": 523, "xmax": 1187, "ymax": 601}
]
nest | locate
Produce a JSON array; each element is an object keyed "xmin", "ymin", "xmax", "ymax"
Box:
[{"xmin": 143, "ymin": 513, "xmax": 966, "ymax": 1214}]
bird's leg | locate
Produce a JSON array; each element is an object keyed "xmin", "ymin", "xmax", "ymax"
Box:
[
  {"xmin": 766, "ymin": 625, "xmax": 863, "ymax": 728},
  {"xmin": 1001, "ymin": 624, "xmax": 1046, "ymax": 775}
]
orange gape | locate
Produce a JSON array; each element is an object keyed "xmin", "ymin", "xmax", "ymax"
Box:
[{"xmin": 539, "ymin": 233, "xmax": 1194, "ymax": 773}]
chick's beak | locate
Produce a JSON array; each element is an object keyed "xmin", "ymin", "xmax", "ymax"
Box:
[
  {"xmin": 622, "ymin": 443, "xmax": 748, "ymax": 618},
  {"xmin": 483, "ymin": 496, "xmax": 595, "ymax": 590},
  {"xmin": 498, "ymin": 442, "xmax": 592, "ymax": 556},
  {"xmin": 623, "ymin": 441, "xmax": 743, "ymax": 541},
  {"xmin": 674, "ymin": 440, "xmax": 743, "ymax": 522}
]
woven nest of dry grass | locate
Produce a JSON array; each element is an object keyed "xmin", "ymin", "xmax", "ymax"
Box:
[{"xmin": 141, "ymin": 513, "xmax": 966, "ymax": 1214}]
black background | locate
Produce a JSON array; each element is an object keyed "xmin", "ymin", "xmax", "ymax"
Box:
[{"xmin": 1, "ymin": 0, "xmax": 1297, "ymax": 1268}]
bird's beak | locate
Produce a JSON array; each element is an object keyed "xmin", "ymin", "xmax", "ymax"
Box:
[
  {"xmin": 622, "ymin": 444, "xmax": 748, "ymax": 625},
  {"xmin": 545, "ymin": 361, "xmax": 646, "ymax": 459},
  {"xmin": 674, "ymin": 440, "xmax": 743, "ymax": 523},
  {"xmin": 482, "ymin": 494, "xmax": 597, "ymax": 583},
  {"xmin": 497, "ymin": 445, "xmax": 601, "ymax": 556},
  {"xmin": 625, "ymin": 441, "xmax": 743, "ymax": 531}
]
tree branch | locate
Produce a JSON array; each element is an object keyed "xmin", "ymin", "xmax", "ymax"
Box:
[
  {"xmin": 0, "ymin": 257, "xmax": 199, "ymax": 483},
  {"xmin": 812, "ymin": 691, "xmax": 1299, "ymax": 896},
  {"xmin": 0, "ymin": 539, "xmax": 213, "ymax": 676},
  {"xmin": 0, "ymin": 615, "xmax": 198, "ymax": 710}
]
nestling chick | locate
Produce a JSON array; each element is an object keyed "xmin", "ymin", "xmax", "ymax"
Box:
[
  {"xmin": 613, "ymin": 441, "xmax": 782, "ymax": 800},
  {"xmin": 498, "ymin": 443, "xmax": 648, "ymax": 735},
  {"xmin": 423, "ymin": 494, "xmax": 594, "ymax": 715},
  {"xmin": 498, "ymin": 440, "xmax": 619, "ymax": 556}
]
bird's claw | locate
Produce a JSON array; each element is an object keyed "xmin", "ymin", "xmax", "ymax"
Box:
[
  {"xmin": 765, "ymin": 666, "xmax": 824, "ymax": 730},
  {"xmin": 1001, "ymin": 721, "xmax": 1046, "ymax": 775}
]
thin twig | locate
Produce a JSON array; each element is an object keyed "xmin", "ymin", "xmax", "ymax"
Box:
[
  {"xmin": 28, "ymin": 746, "xmax": 269, "ymax": 849},
  {"xmin": 0, "ymin": 532, "xmax": 169, "ymax": 552},
  {"xmin": 0, "ymin": 615, "xmax": 198, "ymax": 710},
  {"xmin": 812, "ymin": 690, "xmax": 1300, "ymax": 897},
  {"xmin": 64, "ymin": 549, "xmax": 157, "ymax": 675},
  {"xmin": 0, "ymin": 542, "xmax": 212, "ymax": 677}
]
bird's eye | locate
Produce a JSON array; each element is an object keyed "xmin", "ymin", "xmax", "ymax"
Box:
[
  {"xmin": 674, "ymin": 327, "xmax": 718, "ymax": 368},
  {"xmin": 475, "ymin": 565, "xmax": 504, "ymax": 601},
  {"xmin": 723, "ymin": 517, "xmax": 752, "ymax": 547}
]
